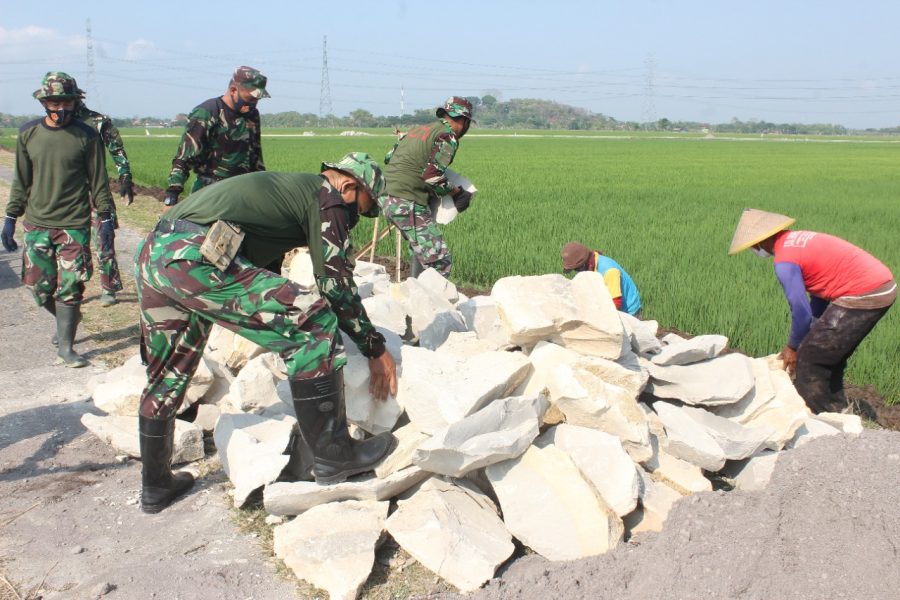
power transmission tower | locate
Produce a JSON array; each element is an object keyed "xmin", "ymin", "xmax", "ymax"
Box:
[
  {"xmin": 85, "ymin": 18, "xmax": 100, "ymax": 109},
  {"xmin": 642, "ymin": 53, "xmax": 656, "ymax": 129},
  {"xmin": 319, "ymin": 36, "xmax": 333, "ymax": 127},
  {"xmin": 400, "ymin": 86, "xmax": 405, "ymax": 119}
]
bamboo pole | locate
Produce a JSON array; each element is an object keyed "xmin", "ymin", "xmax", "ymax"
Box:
[
  {"xmin": 395, "ymin": 227, "xmax": 402, "ymax": 282},
  {"xmin": 368, "ymin": 217, "xmax": 379, "ymax": 262}
]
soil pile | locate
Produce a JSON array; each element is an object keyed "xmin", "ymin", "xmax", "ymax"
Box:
[{"xmin": 437, "ymin": 430, "xmax": 900, "ymax": 600}]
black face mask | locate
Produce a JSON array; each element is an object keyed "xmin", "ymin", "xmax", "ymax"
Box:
[{"xmin": 45, "ymin": 108, "xmax": 73, "ymax": 126}]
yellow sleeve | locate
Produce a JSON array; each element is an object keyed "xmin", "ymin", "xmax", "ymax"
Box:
[{"xmin": 603, "ymin": 268, "xmax": 623, "ymax": 300}]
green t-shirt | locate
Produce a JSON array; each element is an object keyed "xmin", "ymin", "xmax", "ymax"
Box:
[
  {"xmin": 383, "ymin": 120, "xmax": 458, "ymax": 205},
  {"xmin": 6, "ymin": 118, "xmax": 113, "ymax": 228},
  {"xmin": 166, "ymin": 172, "xmax": 324, "ymax": 271}
]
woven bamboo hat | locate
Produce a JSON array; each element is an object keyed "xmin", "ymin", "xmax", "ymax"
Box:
[{"xmin": 728, "ymin": 208, "xmax": 795, "ymax": 255}]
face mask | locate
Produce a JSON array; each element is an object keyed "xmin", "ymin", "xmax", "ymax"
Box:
[
  {"xmin": 45, "ymin": 108, "xmax": 72, "ymax": 125},
  {"xmin": 751, "ymin": 246, "xmax": 773, "ymax": 258},
  {"xmin": 232, "ymin": 90, "xmax": 257, "ymax": 114}
]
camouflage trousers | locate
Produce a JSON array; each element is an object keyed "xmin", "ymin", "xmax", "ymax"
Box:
[
  {"xmin": 91, "ymin": 207, "xmax": 122, "ymax": 293},
  {"xmin": 377, "ymin": 194, "xmax": 452, "ymax": 276},
  {"xmin": 134, "ymin": 228, "xmax": 344, "ymax": 419},
  {"xmin": 21, "ymin": 223, "xmax": 92, "ymax": 306}
]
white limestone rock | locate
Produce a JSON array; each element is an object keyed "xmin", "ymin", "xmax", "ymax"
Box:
[
  {"xmin": 341, "ymin": 328, "xmax": 404, "ymax": 435},
  {"xmin": 213, "ymin": 413, "xmax": 294, "ymax": 507},
  {"xmin": 80, "ymin": 414, "xmax": 203, "ymax": 464},
  {"xmin": 457, "ymin": 295, "xmax": 511, "ymax": 347},
  {"xmin": 362, "ymin": 294, "xmax": 408, "ymax": 337},
  {"xmin": 386, "ymin": 477, "xmax": 513, "ymax": 592},
  {"xmin": 619, "ymin": 312, "xmax": 662, "ymax": 356},
  {"xmin": 490, "ymin": 273, "xmax": 625, "ymax": 359},
  {"xmin": 417, "ymin": 267, "xmax": 459, "ymax": 304},
  {"xmin": 652, "ymin": 401, "xmax": 726, "ymax": 471},
  {"xmin": 646, "ymin": 353, "xmax": 755, "ymax": 407},
  {"xmin": 538, "ymin": 424, "xmax": 640, "ymax": 517},
  {"xmin": 642, "ymin": 433, "xmax": 712, "ymax": 493},
  {"xmin": 192, "ymin": 403, "xmax": 221, "ymax": 433},
  {"xmin": 546, "ymin": 362, "xmax": 651, "ymax": 462},
  {"xmin": 677, "ymin": 405, "xmax": 774, "ymax": 460},
  {"xmin": 712, "ymin": 355, "xmax": 809, "ymax": 450},
  {"xmin": 91, "ymin": 354, "xmax": 146, "ymax": 416},
  {"xmin": 520, "ymin": 341, "xmax": 582, "ymax": 397},
  {"xmin": 787, "ymin": 417, "xmax": 841, "ymax": 448},
  {"xmin": 627, "ymin": 468, "xmax": 684, "ymax": 534},
  {"xmin": 273, "ymin": 500, "xmax": 388, "ymax": 600},
  {"xmin": 286, "ymin": 247, "xmax": 319, "ymax": 292},
  {"xmin": 264, "ymin": 466, "xmax": 430, "ymax": 516},
  {"xmin": 397, "ymin": 346, "xmax": 532, "ymax": 434},
  {"xmin": 354, "ymin": 260, "xmax": 390, "ymax": 300},
  {"xmin": 435, "ymin": 331, "xmax": 503, "ymax": 358},
  {"xmin": 184, "ymin": 357, "xmax": 215, "ymax": 406},
  {"xmin": 375, "ymin": 423, "xmax": 431, "ymax": 478},
  {"xmin": 397, "ymin": 277, "xmax": 467, "ymax": 350},
  {"xmin": 661, "ymin": 332, "xmax": 687, "ymax": 345},
  {"xmin": 228, "ymin": 354, "xmax": 281, "ymax": 414},
  {"xmin": 413, "ymin": 395, "xmax": 547, "ymax": 477},
  {"xmin": 723, "ymin": 451, "xmax": 780, "ymax": 491},
  {"xmin": 814, "ymin": 412, "xmax": 863, "ymax": 435},
  {"xmin": 486, "ymin": 444, "xmax": 623, "ymax": 562},
  {"xmin": 650, "ymin": 334, "xmax": 729, "ymax": 366}
]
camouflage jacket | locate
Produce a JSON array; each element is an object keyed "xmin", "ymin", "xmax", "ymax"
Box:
[
  {"xmin": 382, "ymin": 119, "xmax": 458, "ymax": 205},
  {"xmin": 165, "ymin": 172, "xmax": 384, "ymax": 357},
  {"xmin": 166, "ymin": 96, "xmax": 265, "ymax": 194},
  {"xmin": 75, "ymin": 102, "xmax": 132, "ymax": 183}
]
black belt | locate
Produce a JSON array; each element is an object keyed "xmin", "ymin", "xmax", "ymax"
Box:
[{"xmin": 154, "ymin": 219, "xmax": 208, "ymax": 234}]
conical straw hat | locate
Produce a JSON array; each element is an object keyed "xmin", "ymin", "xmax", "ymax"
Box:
[{"xmin": 728, "ymin": 208, "xmax": 795, "ymax": 255}]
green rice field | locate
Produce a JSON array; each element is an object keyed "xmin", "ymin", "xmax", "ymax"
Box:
[{"xmin": 2, "ymin": 128, "xmax": 897, "ymax": 403}]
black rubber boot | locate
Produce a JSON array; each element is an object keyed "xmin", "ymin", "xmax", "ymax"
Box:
[
  {"xmin": 44, "ymin": 299, "xmax": 58, "ymax": 346},
  {"xmin": 139, "ymin": 417, "xmax": 195, "ymax": 514},
  {"xmin": 55, "ymin": 303, "xmax": 88, "ymax": 368},
  {"xmin": 409, "ymin": 258, "xmax": 425, "ymax": 279},
  {"xmin": 289, "ymin": 370, "xmax": 394, "ymax": 484}
]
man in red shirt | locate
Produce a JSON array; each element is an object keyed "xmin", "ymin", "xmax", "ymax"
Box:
[{"xmin": 729, "ymin": 208, "xmax": 895, "ymax": 414}]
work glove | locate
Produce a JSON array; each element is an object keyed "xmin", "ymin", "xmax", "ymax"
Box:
[
  {"xmin": 451, "ymin": 188, "xmax": 473, "ymax": 213},
  {"xmin": 120, "ymin": 177, "xmax": 134, "ymax": 206},
  {"xmin": 1, "ymin": 216, "xmax": 17, "ymax": 252},
  {"xmin": 98, "ymin": 212, "xmax": 115, "ymax": 252}
]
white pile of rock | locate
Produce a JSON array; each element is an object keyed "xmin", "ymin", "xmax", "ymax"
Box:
[{"xmin": 83, "ymin": 260, "xmax": 863, "ymax": 599}]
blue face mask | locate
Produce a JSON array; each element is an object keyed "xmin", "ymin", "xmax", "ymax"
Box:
[
  {"xmin": 232, "ymin": 90, "xmax": 257, "ymax": 114},
  {"xmin": 45, "ymin": 107, "xmax": 73, "ymax": 125}
]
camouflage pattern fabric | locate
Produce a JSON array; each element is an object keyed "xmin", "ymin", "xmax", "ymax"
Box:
[
  {"xmin": 135, "ymin": 230, "xmax": 344, "ymax": 419},
  {"xmin": 91, "ymin": 207, "xmax": 122, "ymax": 293},
  {"xmin": 383, "ymin": 120, "xmax": 458, "ymax": 205},
  {"xmin": 32, "ymin": 72, "xmax": 85, "ymax": 100},
  {"xmin": 76, "ymin": 103, "xmax": 133, "ymax": 184},
  {"xmin": 436, "ymin": 96, "xmax": 475, "ymax": 121},
  {"xmin": 166, "ymin": 97, "xmax": 265, "ymax": 195},
  {"xmin": 377, "ymin": 194, "xmax": 452, "ymax": 276},
  {"xmin": 21, "ymin": 223, "xmax": 92, "ymax": 306}
]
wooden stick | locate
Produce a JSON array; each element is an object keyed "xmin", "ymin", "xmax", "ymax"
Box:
[
  {"xmin": 395, "ymin": 228, "xmax": 402, "ymax": 282},
  {"xmin": 368, "ymin": 218, "xmax": 380, "ymax": 262},
  {"xmin": 354, "ymin": 224, "xmax": 393, "ymax": 260}
]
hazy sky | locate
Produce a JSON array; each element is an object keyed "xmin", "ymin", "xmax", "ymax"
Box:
[{"xmin": 2, "ymin": 0, "xmax": 899, "ymax": 129}]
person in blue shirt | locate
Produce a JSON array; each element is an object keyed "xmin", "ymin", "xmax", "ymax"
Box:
[{"xmin": 562, "ymin": 241, "xmax": 641, "ymax": 316}]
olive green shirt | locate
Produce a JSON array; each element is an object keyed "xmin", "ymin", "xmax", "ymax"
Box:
[
  {"xmin": 6, "ymin": 118, "xmax": 113, "ymax": 228},
  {"xmin": 383, "ymin": 119, "xmax": 458, "ymax": 205}
]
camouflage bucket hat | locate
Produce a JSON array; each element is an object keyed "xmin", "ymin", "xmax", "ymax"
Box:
[
  {"xmin": 321, "ymin": 152, "xmax": 386, "ymax": 205},
  {"xmin": 32, "ymin": 72, "xmax": 85, "ymax": 100},
  {"xmin": 232, "ymin": 65, "xmax": 270, "ymax": 99},
  {"xmin": 436, "ymin": 96, "xmax": 475, "ymax": 122}
]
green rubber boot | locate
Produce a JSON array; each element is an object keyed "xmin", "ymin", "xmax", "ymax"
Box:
[{"xmin": 55, "ymin": 303, "xmax": 88, "ymax": 368}]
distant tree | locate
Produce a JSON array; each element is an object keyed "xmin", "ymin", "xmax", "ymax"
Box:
[
  {"xmin": 481, "ymin": 95, "xmax": 497, "ymax": 107},
  {"xmin": 349, "ymin": 109, "xmax": 376, "ymax": 127},
  {"xmin": 657, "ymin": 118, "xmax": 671, "ymax": 130}
]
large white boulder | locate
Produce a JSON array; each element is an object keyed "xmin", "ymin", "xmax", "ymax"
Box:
[
  {"xmin": 286, "ymin": 248, "xmax": 318, "ymax": 292},
  {"xmin": 213, "ymin": 413, "xmax": 293, "ymax": 507},
  {"xmin": 625, "ymin": 468, "xmax": 685, "ymax": 534},
  {"xmin": 619, "ymin": 312, "xmax": 662, "ymax": 356},
  {"xmin": 374, "ymin": 423, "xmax": 430, "ymax": 478},
  {"xmin": 413, "ymin": 395, "xmax": 547, "ymax": 477},
  {"xmin": 486, "ymin": 444, "xmax": 623, "ymax": 561},
  {"xmin": 723, "ymin": 451, "xmax": 780, "ymax": 491},
  {"xmin": 814, "ymin": 412, "xmax": 863, "ymax": 435},
  {"xmin": 386, "ymin": 478, "xmax": 513, "ymax": 592},
  {"xmin": 677, "ymin": 405, "xmax": 774, "ymax": 460},
  {"xmin": 273, "ymin": 500, "xmax": 387, "ymax": 600},
  {"xmin": 397, "ymin": 346, "xmax": 532, "ymax": 434},
  {"xmin": 650, "ymin": 334, "xmax": 729, "ymax": 366},
  {"xmin": 490, "ymin": 273, "xmax": 625, "ymax": 359},
  {"xmin": 642, "ymin": 434, "xmax": 711, "ymax": 493},
  {"xmin": 538, "ymin": 424, "xmax": 640, "ymax": 517},
  {"xmin": 417, "ymin": 267, "xmax": 459, "ymax": 304},
  {"xmin": 361, "ymin": 294, "xmax": 408, "ymax": 337},
  {"xmin": 435, "ymin": 331, "xmax": 503, "ymax": 358},
  {"xmin": 646, "ymin": 353, "xmax": 755, "ymax": 406},
  {"xmin": 227, "ymin": 354, "xmax": 281, "ymax": 414},
  {"xmin": 395, "ymin": 277, "xmax": 467, "ymax": 350},
  {"xmin": 91, "ymin": 354, "xmax": 146, "ymax": 416},
  {"xmin": 457, "ymin": 295, "xmax": 511, "ymax": 347},
  {"xmin": 520, "ymin": 341, "xmax": 582, "ymax": 397},
  {"xmin": 652, "ymin": 401, "xmax": 726, "ymax": 471},
  {"xmin": 341, "ymin": 329, "xmax": 404, "ymax": 435}
]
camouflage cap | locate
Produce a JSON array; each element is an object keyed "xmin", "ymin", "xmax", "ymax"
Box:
[
  {"xmin": 232, "ymin": 66, "xmax": 270, "ymax": 99},
  {"xmin": 321, "ymin": 152, "xmax": 386, "ymax": 205},
  {"xmin": 436, "ymin": 96, "xmax": 475, "ymax": 122},
  {"xmin": 32, "ymin": 72, "xmax": 85, "ymax": 100}
]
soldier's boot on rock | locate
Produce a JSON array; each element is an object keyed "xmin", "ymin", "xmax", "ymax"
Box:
[
  {"xmin": 139, "ymin": 417, "xmax": 195, "ymax": 514},
  {"xmin": 288, "ymin": 370, "xmax": 394, "ymax": 484},
  {"xmin": 55, "ymin": 303, "xmax": 88, "ymax": 368}
]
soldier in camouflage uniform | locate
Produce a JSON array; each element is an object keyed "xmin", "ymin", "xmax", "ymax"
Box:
[
  {"xmin": 163, "ymin": 66, "xmax": 270, "ymax": 209},
  {"xmin": 379, "ymin": 96, "xmax": 475, "ymax": 277},
  {"xmin": 2, "ymin": 72, "xmax": 114, "ymax": 368},
  {"xmin": 134, "ymin": 152, "xmax": 396, "ymax": 513},
  {"xmin": 74, "ymin": 84, "xmax": 135, "ymax": 306}
]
